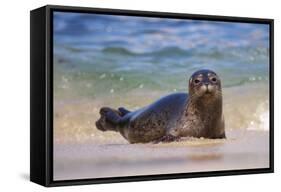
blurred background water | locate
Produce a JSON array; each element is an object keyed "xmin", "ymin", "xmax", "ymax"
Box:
[{"xmin": 53, "ymin": 11, "xmax": 270, "ymax": 143}]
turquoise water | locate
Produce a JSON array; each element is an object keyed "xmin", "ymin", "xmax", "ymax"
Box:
[{"xmin": 53, "ymin": 12, "xmax": 269, "ymax": 98}]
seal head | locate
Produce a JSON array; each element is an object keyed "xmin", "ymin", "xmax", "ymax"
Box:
[
  {"xmin": 176, "ymin": 69, "xmax": 225, "ymax": 139},
  {"xmin": 189, "ymin": 69, "xmax": 221, "ymax": 100}
]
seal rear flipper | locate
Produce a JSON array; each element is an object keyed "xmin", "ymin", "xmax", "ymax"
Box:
[
  {"xmin": 96, "ymin": 107, "xmax": 122, "ymax": 132},
  {"xmin": 100, "ymin": 107, "xmax": 119, "ymax": 115},
  {"xmin": 99, "ymin": 107, "xmax": 122, "ymax": 124},
  {"xmin": 118, "ymin": 107, "xmax": 131, "ymax": 116},
  {"xmin": 95, "ymin": 117, "xmax": 106, "ymax": 132},
  {"xmin": 105, "ymin": 109, "xmax": 122, "ymax": 124}
]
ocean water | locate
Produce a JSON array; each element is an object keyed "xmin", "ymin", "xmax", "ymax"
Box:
[{"xmin": 53, "ymin": 11, "xmax": 270, "ymax": 143}]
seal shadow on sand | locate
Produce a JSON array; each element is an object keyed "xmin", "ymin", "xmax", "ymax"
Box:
[{"xmin": 102, "ymin": 136, "xmax": 227, "ymax": 163}]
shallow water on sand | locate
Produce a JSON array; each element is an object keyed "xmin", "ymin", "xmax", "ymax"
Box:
[{"xmin": 53, "ymin": 83, "xmax": 269, "ymax": 144}]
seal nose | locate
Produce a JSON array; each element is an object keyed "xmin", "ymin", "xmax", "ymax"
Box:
[
  {"xmin": 203, "ymin": 82, "xmax": 213, "ymax": 93},
  {"xmin": 204, "ymin": 83, "xmax": 209, "ymax": 91}
]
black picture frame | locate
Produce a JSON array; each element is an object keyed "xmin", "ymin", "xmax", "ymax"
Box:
[{"xmin": 30, "ymin": 4, "xmax": 274, "ymax": 187}]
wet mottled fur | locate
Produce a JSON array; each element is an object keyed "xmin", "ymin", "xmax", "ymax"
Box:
[{"xmin": 96, "ymin": 69, "xmax": 225, "ymax": 143}]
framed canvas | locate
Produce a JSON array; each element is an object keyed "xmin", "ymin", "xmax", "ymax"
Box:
[{"xmin": 30, "ymin": 5, "xmax": 274, "ymax": 187}]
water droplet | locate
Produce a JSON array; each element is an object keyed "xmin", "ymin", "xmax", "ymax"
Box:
[
  {"xmin": 86, "ymin": 83, "xmax": 92, "ymax": 88},
  {"xmin": 62, "ymin": 76, "xmax": 68, "ymax": 83},
  {"xmin": 99, "ymin": 73, "xmax": 106, "ymax": 79},
  {"xmin": 249, "ymin": 76, "xmax": 256, "ymax": 81},
  {"xmin": 139, "ymin": 84, "xmax": 144, "ymax": 88}
]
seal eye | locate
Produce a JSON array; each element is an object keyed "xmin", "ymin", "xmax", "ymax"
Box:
[
  {"xmin": 211, "ymin": 77, "xmax": 217, "ymax": 82},
  {"xmin": 194, "ymin": 79, "xmax": 200, "ymax": 84}
]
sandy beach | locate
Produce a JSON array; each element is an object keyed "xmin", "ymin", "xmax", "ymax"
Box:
[{"xmin": 53, "ymin": 130, "xmax": 269, "ymax": 180}]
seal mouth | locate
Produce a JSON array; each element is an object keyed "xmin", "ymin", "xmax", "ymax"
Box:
[
  {"xmin": 205, "ymin": 89, "xmax": 213, "ymax": 94},
  {"xmin": 199, "ymin": 84, "xmax": 214, "ymax": 96},
  {"xmin": 205, "ymin": 84, "xmax": 216, "ymax": 94}
]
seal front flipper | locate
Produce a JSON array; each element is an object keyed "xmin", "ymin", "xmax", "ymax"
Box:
[{"xmin": 118, "ymin": 107, "xmax": 131, "ymax": 116}]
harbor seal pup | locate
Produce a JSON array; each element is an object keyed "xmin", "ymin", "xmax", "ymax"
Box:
[{"xmin": 96, "ymin": 69, "xmax": 225, "ymax": 143}]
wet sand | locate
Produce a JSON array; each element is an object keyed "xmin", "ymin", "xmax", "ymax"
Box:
[{"xmin": 53, "ymin": 130, "xmax": 269, "ymax": 180}]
